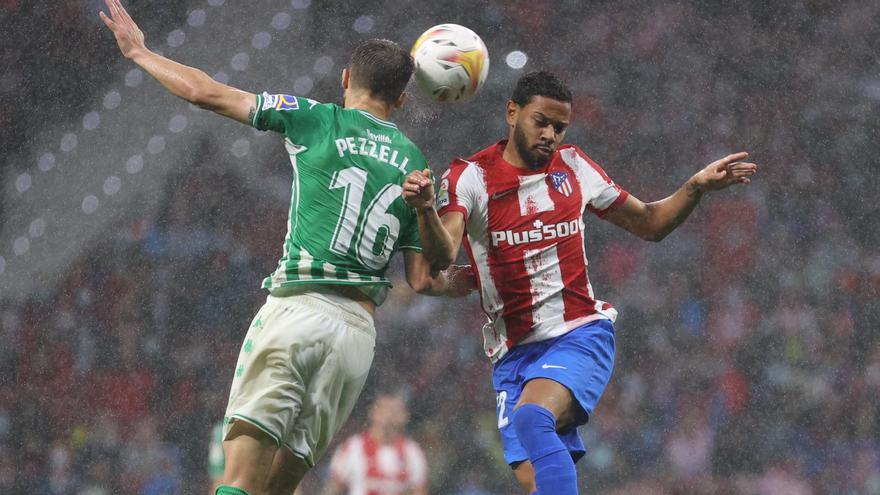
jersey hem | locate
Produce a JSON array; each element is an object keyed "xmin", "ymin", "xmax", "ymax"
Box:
[
  {"xmin": 262, "ymin": 279, "xmax": 392, "ymax": 289},
  {"xmin": 592, "ymin": 190, "xmax": 629, "ymax": 218}
]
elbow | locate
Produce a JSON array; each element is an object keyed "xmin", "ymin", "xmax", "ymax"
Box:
[
  {"xmin": 409, "ymin": 275, "xmax": 433, "ymax": 295},
  {"xmin": 646, "ymin": 233, "xmax": 665, "ymax": 242},
  {"xmin": 638, "ymin": 229, "xmax": 667, "ymax": 242},
  {"xmin": 645, "ymin": 232, "xmax": 667, "ymax": 242}
]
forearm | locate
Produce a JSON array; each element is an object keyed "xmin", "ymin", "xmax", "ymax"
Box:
[
  {"xmin": 129, "ymin": 49, "xmax": 218, "ymax": 107},
  {"xmin": 415, "ymin": 206, "xmax": 456, "ymax": 270},
  {"xmin": 643, "ymin": 177, "xmax": 704, "ymax": 241}
]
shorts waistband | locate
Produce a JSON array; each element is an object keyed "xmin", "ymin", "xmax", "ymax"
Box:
[{"xmin": 267, "ymin": 292, "xmax": 375, "ymax": 335}]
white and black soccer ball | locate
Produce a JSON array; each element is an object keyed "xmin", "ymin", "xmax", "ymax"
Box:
[{"xmin": 411, "ymin": 24, "xmax": 490, "ymax": 102}]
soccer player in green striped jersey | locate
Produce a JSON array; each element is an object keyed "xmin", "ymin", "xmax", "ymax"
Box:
[{"xmin": 101, "ymin": 2, "xmax": 471, "ymax": 494}]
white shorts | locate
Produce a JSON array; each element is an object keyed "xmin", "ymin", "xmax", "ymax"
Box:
[{"xmin": 223, "ymin": 290, "xmax": 376, "ymax": 467}]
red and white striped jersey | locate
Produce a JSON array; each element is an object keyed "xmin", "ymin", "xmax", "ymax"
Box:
[
  {"xmin": 328, "ymin": 432, "xmax": 427, "ymax": 495},
  {"xmin": 437, "ymin": 140, "xmax": 628, "ymax": 362}
]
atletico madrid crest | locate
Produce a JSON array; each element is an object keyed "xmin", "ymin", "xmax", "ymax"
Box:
[{"xmin": 549, "ymin": 171, "xmax": 573, "ymax": 197}]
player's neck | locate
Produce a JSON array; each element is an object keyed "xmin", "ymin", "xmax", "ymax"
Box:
[
  {"xmin": 368, "ymin": 427, "xmax": 397, "ymax": 443},
  {"xmin": 501, "ymin": 140, "xmax": 530, "ymax": 170},
  {"xmin": 344, "ymin": 92, "xmax": 394, "ymax": 122}
]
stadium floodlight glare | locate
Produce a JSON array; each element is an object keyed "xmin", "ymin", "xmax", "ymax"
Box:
[
  {"xmin": 167, "ymin": 29, "xmax": 186, "ymax": 48},
  {"xmin": 314, "ymin": 56, "xmax": 334, "ymax": 75},
  {"xmin": 187, "ymin": 9, "xmax": 207, "ymax": 27},
  {"xmin": 252, "ymin": 32, "xmax": 271, "ymax": 50},
  {"xmin": 353, "ymin": 15, "xmax": 374, "ymax": 33},
  {"xmin": 294, "ymin": 76, "xmax": 314, "ymax": 94},
  {"xmin": 83, "ymin": 112, "xmax": 101, "ymax": 131},
  {"xmin": 126, "ymin": 155, "xmax": 144, "ymax": 174},
  {"xmin": 38, "ymin": 153, "xmax": 55, "ymax": 172},
  {"xmin": 103, "ymin": 90, "xmax": 122, "ymax": 110},
  {"xmin": 231, "ymin": 52, "xmax": 250, "ymax": 71},
  {"xmin": 13, "ymin": 237, "xmax": 29, "ymax": 256},
  {"xmin": 147, "ymin": 136, "xmax": 166, "ymax": 155},
  {"xmin": 15, "ymin": 174, "xmax": 31, "ymax": 194},
  {"xmin": 103, "ymin": 176, "xmax": 122, "ymax": 196},
  {"xmin": 29, "ymin": 219, "xmax": 45, "ymax": 238},
  {"xmin": 506, "ymin": 50, "xmax": 528, "ymax": 69},
  {"xmin": 60, "ymin": 133, "xmax": 78, "ymax": 152},
  {"xmin": 272, "ymin": 12, "xmax": 291, "ymax": 30},
  {"xmin": 231, "ymin": 138, "xmax": 251, "ymax": 158},
  {"xmin": 169, "ymin": 115, "xmax": 188, "ymax": 133},
  {"xmin": 125, "ymin": 68, "xmax": 143, "ymax": 87},
  {"xmin": 81, "ymin": 195, "xmax": 99, "ymax": 215}
]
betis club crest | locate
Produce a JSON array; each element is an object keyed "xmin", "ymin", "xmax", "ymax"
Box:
[{"xmin": 549, "ymin": 171, "xmax": 573, "ymax": 197}]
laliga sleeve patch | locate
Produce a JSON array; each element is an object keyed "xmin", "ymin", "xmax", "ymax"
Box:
[
  {"xmin": 261, "ymin": 93, "xmax": 278, "ymax": 111},
  {"xmin": 437, "ymin": 178, "xmax": 450, "ymax": 208}
]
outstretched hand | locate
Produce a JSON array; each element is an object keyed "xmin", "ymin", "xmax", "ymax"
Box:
[
  {"xmin": 99, "ymin": 0, "xmax": 147, "ymax": 59},
  {"xmin": 402, "ymin": 168, "xmax": 435, "ymax": 211},
  {"xmin": 690, "ymin": 152, "xmax": 758, "ymax": 192}
]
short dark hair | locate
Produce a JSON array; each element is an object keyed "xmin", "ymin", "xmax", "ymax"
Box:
[
  {"xmin": 510, "ymin": 71, "xmax": 573, "ymax": 107},
  {"xmin": 349, "ymin": 39, "xmax": 414, "ymax": 104}
]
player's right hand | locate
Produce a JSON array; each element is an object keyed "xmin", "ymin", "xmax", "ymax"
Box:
[
  {"xmin": 99, "ymin": 0, "xmax": 147, "ymax": 59},
  {"xmin": 402, "ymin": 168, "xmax": 436, "ymax": 211},
  {"xmin": 444, "ymin": 264, "xmax": 477, "ymax": 297}
]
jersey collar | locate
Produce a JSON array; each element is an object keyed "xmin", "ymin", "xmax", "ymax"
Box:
[{"xmin": 357, "ymin": 109, "xmax": 398, "ymax": 129}]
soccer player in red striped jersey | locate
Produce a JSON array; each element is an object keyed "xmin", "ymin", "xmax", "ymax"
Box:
[
  {"xmin": 402, "ymin": 71, "xmax": 757, "ymax": 494},
  {"xmin": 322, "ymin": 394, "xmax": 427, "ymax": 495}
]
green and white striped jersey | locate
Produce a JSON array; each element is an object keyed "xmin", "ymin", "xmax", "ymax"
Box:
[{"xmin": 251, "ymin": 93, "xmax": 426, "ymax": 305}]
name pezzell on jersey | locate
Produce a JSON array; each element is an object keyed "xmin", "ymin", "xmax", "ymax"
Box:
[
  {"xmin": 491, "ymin": 218, "xmax": 584, "ymax": 247},
  {"xmin": 334, "ymin": 131, "xmax": 410, "ymax": 172}
]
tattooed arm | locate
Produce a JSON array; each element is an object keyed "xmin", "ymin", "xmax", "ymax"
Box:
[{"xmin": 100, "ymin": 0, "xmax": 255, "ymax": 124}]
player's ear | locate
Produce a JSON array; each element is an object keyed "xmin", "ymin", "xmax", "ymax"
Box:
[
  {"xmin": 394, "ymin": 91, "xmax": 407, "ymax": 109},
  {"xmin": 505, "ymin": 100, "xmax": 519, "ymax": 127},
  {"xmin": 341, "ymin": 68, "xmax": 350, "ymax": 90}
]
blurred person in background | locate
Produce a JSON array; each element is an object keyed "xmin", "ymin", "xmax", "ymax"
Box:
[
  {"xmin": 99, "ymin": 0, "xmax": 469, "ymax": 493},
  {"xmin": 322, "ymin": 394, "xmax": 427, "ymax": 495},
  {"xmin": 403, "ymin": 70, "xmax": 757, "ymax": 494}
]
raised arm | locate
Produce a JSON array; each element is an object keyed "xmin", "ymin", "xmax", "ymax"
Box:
[
  {"xmin": 100, "ymin": 0, "xmax": 255, "ymax": 124},
  {"xmin": 401, "ymin": 169, "xmax": 463, "ymax": 270},
  {"xmin": 604, "ymin": 152, "xmax": 758, "ymax": 241}
]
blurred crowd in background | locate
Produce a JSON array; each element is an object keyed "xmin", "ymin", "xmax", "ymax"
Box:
[{"xmin": 2, "ymin": 0, "xmax": 879, "ymax": 494}]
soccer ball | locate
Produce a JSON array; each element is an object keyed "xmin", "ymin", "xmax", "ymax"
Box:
[{"xmin": 411, "ymin": 24, "xmax": 489, "ymax": 102}]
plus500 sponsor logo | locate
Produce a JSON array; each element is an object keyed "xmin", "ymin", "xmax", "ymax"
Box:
[{"xmin": 491, "ymin": 219, "xmax": 583, "ymax": 247}]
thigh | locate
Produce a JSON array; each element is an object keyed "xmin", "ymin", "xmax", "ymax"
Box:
[
  {"xmin": 287, "ymin": 306, "xmax": 376, "ymax": 467},
  {"xmin": 522, "ymin": 319, "xmax": 616, "ymax": 427}
]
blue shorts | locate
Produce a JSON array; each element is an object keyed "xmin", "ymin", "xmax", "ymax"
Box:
[{"xmin": 493, "ymin": 319, "xmax": 616, "ymax": 466}]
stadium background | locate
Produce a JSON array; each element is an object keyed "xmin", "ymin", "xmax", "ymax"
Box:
[{"xmin": 1, "ymin": 0, "xmax": 879, "ymax": 493}]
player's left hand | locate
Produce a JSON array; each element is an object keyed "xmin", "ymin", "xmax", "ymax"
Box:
[
  {"xmin": 690, "ymin": 152, "xmax": 758, "ymax": 192},
  {"xmin": 402, "ymin": 168, "xmax": 436, "ymax": 211},
  {"xmin": 99, "ymin": 0, "xmax": 147, "ymax": 60}
]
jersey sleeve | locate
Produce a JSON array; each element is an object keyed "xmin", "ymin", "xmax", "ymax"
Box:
[
  {"xmin": 437, "ymin": 159, "xmax": 478, "ymax": 219},
  {"xmin": 566, "ymin": 147, "xmax": 629, "ymax": 218},
  {"xmin": 251, "ymin": 92, "xmax": 330, "ymax": 144}
]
